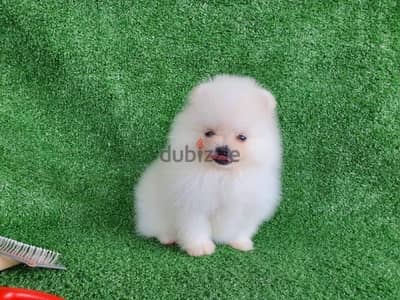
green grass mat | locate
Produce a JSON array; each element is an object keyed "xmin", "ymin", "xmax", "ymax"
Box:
[{"xmin": 1, "ymin": 1, "xmax": 399, "ymax": 299}]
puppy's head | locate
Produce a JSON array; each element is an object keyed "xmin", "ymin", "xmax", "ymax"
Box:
[{"xmin": 170, "ymin": 75, "xmax": 280, "ymax": 170}]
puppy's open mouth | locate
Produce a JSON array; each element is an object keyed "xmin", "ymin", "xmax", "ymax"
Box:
[{"xmin": 210, "ymin": 154, "xmax": 232, "ymax": 165}]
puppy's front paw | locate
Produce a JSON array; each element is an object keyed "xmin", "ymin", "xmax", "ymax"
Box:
[
  {"xmin": 158, "ymin": 237, "xmax": 176, "ymax": 245},
  {"xmin": 229, "ymin": 238, "xmax": 254, "ymax": 252},
  {"xmin": 156, "ymin": 232, "xmax": 177, "ymax": 245},
  {"xmin": 185, "ymin": 240, "xmax": 215, "ymax": 257}
]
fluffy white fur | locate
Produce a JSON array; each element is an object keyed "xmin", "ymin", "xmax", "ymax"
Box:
[{"xmin": 135, "ymin": 75, "xmax": 281, "ymax": 256}]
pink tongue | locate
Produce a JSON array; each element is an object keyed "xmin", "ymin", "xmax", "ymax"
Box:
[{"xmin": 211, "ymin": 154, "xmax": 229, "ymax": 161}]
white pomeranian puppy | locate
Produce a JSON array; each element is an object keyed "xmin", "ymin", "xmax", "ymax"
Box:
[{"xmin": 135, "ymin": 75, "xmax": 281, "ymax": 256}]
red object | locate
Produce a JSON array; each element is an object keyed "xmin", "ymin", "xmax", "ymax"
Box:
[
  {"xmin": 196, "ymin": 138, "xmax": 204, "ymax": 149},
  {"xmin": 0, "ymin": 287, "xmax": 64, "ymax": 300}
]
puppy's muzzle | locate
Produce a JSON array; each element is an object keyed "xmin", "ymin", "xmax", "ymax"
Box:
[{"xmin": 211, "ymin": 145, "xmax": 232, "ymax": 165}]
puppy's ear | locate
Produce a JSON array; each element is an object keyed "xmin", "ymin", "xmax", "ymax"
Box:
[
  {"xmin": 260, "ymin": 88, "xmax": 277, "ymax": 111},
  {"xmin": 188, "ymin": 81, "xmax": 207, "ymax": 105},
  {"xmin": 188, "ymin": 85, "xmax": 202, "ymax": 104}
]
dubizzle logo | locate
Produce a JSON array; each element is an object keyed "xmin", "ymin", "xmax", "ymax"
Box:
[{"xmin": 160, "ymin": 145, "xmax": 240, "ymax": 163}]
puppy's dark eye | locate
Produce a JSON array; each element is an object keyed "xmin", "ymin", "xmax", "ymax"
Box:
[
  {"xmin": 237, "ymin": 134, "xmax": 247, "ymax": 141},
  {"xmin": 205, "ymin": 130, "xmax": 215, "ymax": 137}
]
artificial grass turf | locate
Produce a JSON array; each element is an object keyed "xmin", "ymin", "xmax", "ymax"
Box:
[{"xmin": 0, "ymin": 0, "xmax": 399, "ymax": 298}]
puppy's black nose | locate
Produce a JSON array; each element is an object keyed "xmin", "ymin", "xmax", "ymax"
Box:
[{"xmin": 215, "ymin": 145, "xmax": 230, "ymax": 157}]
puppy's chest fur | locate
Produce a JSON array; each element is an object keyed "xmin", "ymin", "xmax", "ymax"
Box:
[{"xmin": 172, "ymin": 168, "xmax": 265, "ymax": 214}]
